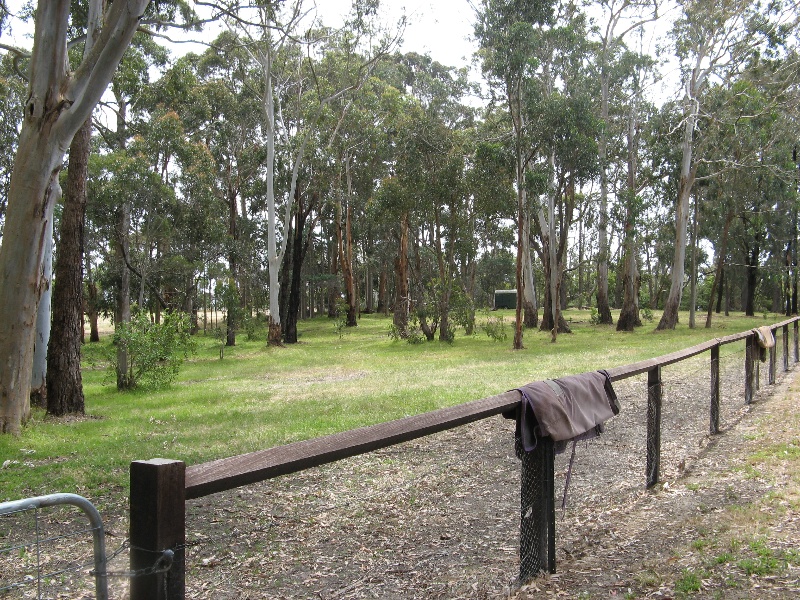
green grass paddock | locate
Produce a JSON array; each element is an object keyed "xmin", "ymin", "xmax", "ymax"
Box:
[{"xmin": 0, "ymin": 309, "xmax": 781, "ymax": 504}]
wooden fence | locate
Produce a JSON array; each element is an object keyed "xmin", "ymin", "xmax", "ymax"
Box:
[{"xmin": 128, "ymin": 316, "xmax": 800, "ymax": 599}]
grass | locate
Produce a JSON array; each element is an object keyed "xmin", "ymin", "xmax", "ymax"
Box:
[
  {"xmin": 0, "ymin": 308, "xmax": 781, "ymax": 507},
  {"xmin": 675, "ymin": 568, "xmax": 705, "ymax": 596}
]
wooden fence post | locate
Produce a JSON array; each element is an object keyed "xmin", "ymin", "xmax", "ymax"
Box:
[
  {"xmin": 783, "ymin": 324, "xmax": 789, "ymax": 372},
  {"xmin": 745, "ymin": 335, "xmax": 755, "ymax": 404},
  {"xmin": 769, "ymin": 329, "xmax": 776, "ymax": 385},
  {"xmin": 710, "ymin": 344, "xmax": 720, "ymax": 435},
  {"xmin": 130, "ymin": 459, "xmax": 186, "ymax": 600},
  {"xmin": 646, "ymin": 367, "xmax": 662, "ymax": 488}
]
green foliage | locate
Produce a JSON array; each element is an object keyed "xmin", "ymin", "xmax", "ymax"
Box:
[
  {"xmin": 736, "ymin": 539, "xmax": 781, "ymax": 576},
  {"xmin": 642, "ymin": 306, "xmax": 654, "ymax": 322},
  {"xmin": 590, "ymin": 307, "xmax": 600, "ymax": 325},
  {"xmin": 406, "ymin": 314, "xmax": 428, "ymax": 344},
  {"xmin": 480, "ymin": 310, "xmax": 508, "ymax": 342},
  {"xmin": 241, "ymin": 314, "xmax": 262, "ymax": 341},
  {"xmin": 333, "ymin": 299, "xmax": 350, "ymax": 339},
  {"xmin": 450, "ymin": 286, "xmax": 476, "ymax": 335},
  {"xmin": 212, "ymin": 326, "xmax": 225, "ymax": 359},
  {"xmin": 108, "ymin": 309, "xmax": 197, "ymax": 388}
]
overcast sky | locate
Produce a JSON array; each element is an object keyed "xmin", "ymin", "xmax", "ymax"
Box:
[{"xmin": 316, "ymin": 0, "xmax": 479, "ymax": 71}]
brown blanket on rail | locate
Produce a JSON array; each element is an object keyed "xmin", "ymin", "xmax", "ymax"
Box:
[{"xmin": 514, "ymin": 370, "xmax": 620, "ymax": 452}]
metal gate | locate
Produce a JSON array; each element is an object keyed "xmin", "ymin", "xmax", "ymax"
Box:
[{"xmin": 0, "ymin": 493, "xmax": 108, "ymax": 599}]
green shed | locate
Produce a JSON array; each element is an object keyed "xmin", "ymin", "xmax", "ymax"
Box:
[{"xmin": 493, "ymin": 289, "xmax": 517, "ymax": 310}]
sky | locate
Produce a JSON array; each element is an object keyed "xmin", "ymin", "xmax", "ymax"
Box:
[
  {"xmin": 0, "ymin": 0, "xmax": 478, "ymax": 67},
  {"xmin": 0, "ymin": 0, "xmax": 679, "ymax": 105},
  {"xmin": 316, "ymin": 0, "xmax": 479, "ymax": 71}
]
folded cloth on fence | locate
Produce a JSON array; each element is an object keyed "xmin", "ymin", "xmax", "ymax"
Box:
[
  {"xmin": 512, "ymin": 370, "xmax": 620, "ymax": 453},
  {"xmin": 754, "ymin": 326, "xmax": 775, "ymax": 348},
  {"xmin": 753, "ymin": 326, "xmax": 775, "ymax": 362}
]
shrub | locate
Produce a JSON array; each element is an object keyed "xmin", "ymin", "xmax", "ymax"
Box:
[
  {"xmin": 480, "ymin": 310, "xmax": 507, "ymax": 342},
  {"xmin": 109, "ymin": 309, "xmax": 197, "ymax": 388},
  {"xmin": 333, "ymin": 299, "xmax": 350, "ymax": 339},
  {"xmin": 388, "ymin": 314, "xmax": 427, "ymax": 344}
]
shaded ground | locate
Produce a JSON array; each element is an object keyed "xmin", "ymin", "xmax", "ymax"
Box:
[{"xmin": 2, "ymin": 346, "xmax": 799, "ymax": 599}]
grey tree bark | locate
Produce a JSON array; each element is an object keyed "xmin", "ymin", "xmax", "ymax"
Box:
[{"xmin": 0, "ymin": 0, "xmax": 149, "ymax": 434}]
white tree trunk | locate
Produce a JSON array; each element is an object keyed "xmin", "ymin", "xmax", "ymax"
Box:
[
  {"xmin": 0, "ymin": 0, "xmax": 149, "ymax": 434},
  {"xmin": 31, "ymin": 215, "xmax": 54, "ymax": 402},
  {"xmin": 657, "ymin": 92, "xmax": 697, "ymax": 330}
]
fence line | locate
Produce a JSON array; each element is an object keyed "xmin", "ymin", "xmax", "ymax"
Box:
[{"xmin": 129, "ymin": 316, "xmax": 800, "ymax": 599}]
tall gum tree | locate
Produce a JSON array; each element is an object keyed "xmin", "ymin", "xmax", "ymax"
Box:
[
  {"xmin": 474, "ymin": 0, "xmax": 556, "ymax": 350},
  {"xmin": 592, "ymin": 0, "xmax": 659, "ymax": 326},
  {"xmin": 211, "ymin": 0, "xmax": 396, "ymax": 345},
  {"xmin": 0, "ymin": 0, "xmax": 150, "ymax": 434},
  {"xmin": 656, "ymin": 0, "xmax": 797, "ymax": 330},
  {"xmin": 44, "ymin": 0, "xmax": 104, "ymax": 416}
]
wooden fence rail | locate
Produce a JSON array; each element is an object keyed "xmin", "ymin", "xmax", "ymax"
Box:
[{"xmin": 130, "ymin": 316, "xmax": 800, "ymax": 600}]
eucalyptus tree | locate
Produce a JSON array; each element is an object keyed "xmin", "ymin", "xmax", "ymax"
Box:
[
  {"xmin": 392, "ymin": 52, "xmax": 476, "ymax": 341},
  {"xmin": 475, "ymin": 0, "xmax": 556, "ymax": 349},
  {"xmin": 205, "ymin": 0, "xmax": 396, "ymax": 346},
  {"xmin": 614, "ymin": 52, "xmax": 658, "ymax": 331},
  {"xmin": 0, "ymin": 0, "xmax": 152, "ymax": 434},
  {"xmin": 42, "ymin": 2, "xmax": 104, "ymax": 413},
  {"xmin": 657, "ymin": 0, "xmax": 799, "ymax": 330},
  {"xmin": 469, "ymin": 120, "xmax": 518, "ymax": 304},
  {"xmin": 520, "ymin": 5, "xmax": 600, "ymax": 341},
  {"xmin": 589, "ymin": 0, "xmax": 659, "ymax": 326},
  {"xmin": 183, "ymin": 37, "xmax": 265, "ymax": 345}
]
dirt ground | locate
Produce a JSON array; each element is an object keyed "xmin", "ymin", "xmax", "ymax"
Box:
[
  {"xmin": 175, "ymin": 350, "xmax": 800, "ymax": 600},
  {"xmin": 2, "ymin": 349, "xmax": 799, "ymax": 599}
]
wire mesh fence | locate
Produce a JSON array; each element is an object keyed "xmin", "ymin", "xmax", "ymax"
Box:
[{"xmin": 3, "ymin": 325, "xmax": 796, "ymax": 599}]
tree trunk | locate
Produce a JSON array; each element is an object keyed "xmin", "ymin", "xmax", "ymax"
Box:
[
  {"xmin": 87, "ymin": 285, "xmax": 100, "ymax": 342},
  {"xmin": 278, "ymin": 221, "xmax": 292, "ymax": 339},
  {"xmin": 511, "ymin": 81, "xmax": 525, "ymax": 350},
  {"xmin": 336, "ymin": 198, "xmax": 358, "ymax": 328},
  {"xmin": 617, "ymin": 97, "xmax": 641, "ymax": 332},
  {"xmin": 364, "ymin": 262, "xmax": 374, "ymax": 313},
  {"xmin": 285, "ymin": 191, "xmax": 317, "ymax": 343},
  {"xmin": 115, "ymin": 201, "xmax": 133, "ymax": 389},
  {"xmin": 392, "ymin": 214, "xmax": 409, "ymax": 337},
  {"xmin": 411, "ymin": 231, "xmax": 436, "ymax": 341},
  {"xmin": 0, "ymin": 0, "xmax": 146, "ymax": 433},
  {"xmin": 705, "ymin": 215, "xmax": 733, "ymax": 328},
  {"xmin": 596, "ymin": 71, "xmax": 613, "ymax": 325},
  {"xmin": 30, "ymin": 216, "xmax": 53, "ymax": 409},
  {"xmin": 377, "ymin": 265, "xmax": 388, "ymax": 315},
  {"xmin": 745, "ymin": 246, "xmax": 759, "ymax": 316},
  {"xmin": 715, "ymin": 267, "xmax": 725, "ymax": 314},
  {"xmin": 689, "ymin": 192, "xmax": 700, "ymax": 328},
  {"xmin": 657, "ymin": 94, "xmax": 698, "ymax": 330},
  {"xmin": 113, "ymin": 92, "xmax": 134, "ymax": 387},
  {"xmin": 327, "ymin": 238, "xmax": 339, "ymax": 318},
  {"xmin": 47, "ymin": 116, "xmax": 92, "ymax": 416},
  {"xmin": 284, "ymin": 229, "xmax": 301, "ymax": 344},
  {"xmin": 226, "ymin": 186, "xmax": 238, "ymax": 347},
  {"xmin": 545, "ymin": 196, "xmax": 560, "ymax": 342},
  {"xmin": 522, "ymin": 212, "xmax": 538, "ymax": 328},
  {"xmin": 434, "ymin": 205, "xmax": 452, "ymax": 343}
]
